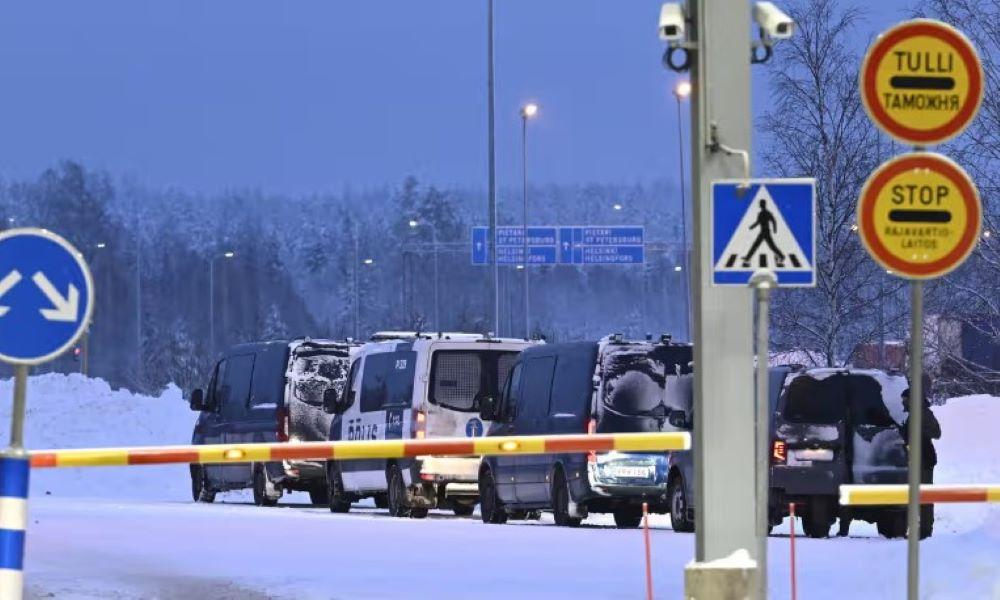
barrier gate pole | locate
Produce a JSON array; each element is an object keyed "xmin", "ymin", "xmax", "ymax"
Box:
[
  {"xmin": 1, "ymin": 365, "xmax": 30, "ymax": 600},
  {"xmin": 906, "ymin": 280, "xmax": 924, "ymax": 600}
]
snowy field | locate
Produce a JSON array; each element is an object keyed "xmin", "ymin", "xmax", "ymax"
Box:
[{"xmin": 1, "ymin": 374, "xmax": 998, "ymax": 599}]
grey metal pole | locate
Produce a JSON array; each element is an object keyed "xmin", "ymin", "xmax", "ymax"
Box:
[
  {"xmin": 354, "ymin": 223, "xmax": 361, "ymax": 340},
  {"xmin": 208, "ymin": 258, "xmax": 215, "ymax": 359},
  {"xmin": 521, "ymin": 113, "xmax": 530, "ymax": 339},
  {"xmin": 907, "ymin": 279, "xmax": 924, "ymax": 600},
  {"xmin": 10, "ymin": 366, "xmax": 28, "ymax": 449},
  {"xmin": 432, "ymin": 226, "xmax": 440, "ymax": 332},
  {"xmin": 751, "ymin": 269, "xmax": 776, "ymax": 600},
  {"xmin": 487, "ymin": 0, "xmax": 499, "ymax": 334},
  {"xmin": 675, "ymin": 93, "xmax": 691, "ymax": 341},
  {"xmin": 689, "ymin": 0, "xmax": 757, "ymax": 568},
  {"xmin": 135, "ymin": 225, "xmax": 142, "ymax": 383},
  {"xmin": 879, "ymin": 275, "xmax": 886, "ymax": 369}
]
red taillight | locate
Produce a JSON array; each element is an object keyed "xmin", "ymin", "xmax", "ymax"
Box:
[
  {"xmin": 587, "ymin": 418, "xmax": 597, "ymax": 463},
  {"xmin": 772, "ymin": 440, "xmax": 787, "ymax": 464},
  {"xmin": 276, "ymin": 406, "xmax": 290, "ymax": 442},
  {"xmin": 413, "ymin": 409, "xmax": 426, "ymax": 439}
]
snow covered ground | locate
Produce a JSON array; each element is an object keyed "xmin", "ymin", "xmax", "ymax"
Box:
[{"xmin": 1, "ymin": 375, "xmax": 998, "ymax": 599}]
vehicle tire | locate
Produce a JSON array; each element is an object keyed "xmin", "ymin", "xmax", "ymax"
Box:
[
  {"xmin": 373, "ymin": 494, "xmax": 389, "ymax": 509},
  {"xmin": 309, "ymin": 486, "xmax": 330, "ymax": 506},
  {"xmin": 551, "ymin": 470, "xmax": 582, "ymax": 528},
  {"xmin": 479, "ymin": 468, "xmax": 508, "ymax": 525},
  {"xmin": 252, "ymin": 465, "xmax": 278, "ymax": 507},
  {"xmin": 877, "ymin": 512, "xmax": 907, "ymax": 539},
  {"xmin": 409, "ymin": 507, "xmax": 429, "ymax": 519},
  {"xmin": 452, "ymin": 503, "xmax": 475, "ymax": 517},
  {"xmin": 387, "ymin": 464, "xmax": 411, "ymax": 518},
  {"xmin": 802, "ymin": 501, "xmax": 833, "ymax": 539},
  {"xmin": 326, "ymin": 463, "xmax": 352, "ymax": 513},
  {"xmin": 669, "ymin": 475, "xmax": 694, "ymax": 533},
  {"xmin": 191, "ymin": 465, "xmax": 215, "ymax": 503},
  {"xmin": 920, "ymin": 505, "xmax": 934, "ymax": 540},
  {"xmin": 613, "ymin": 507, "xmax": 643, "ymax": 529}
]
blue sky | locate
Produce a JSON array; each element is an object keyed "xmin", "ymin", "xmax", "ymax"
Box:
[{"xmin": 0, "ymin": 1, "xmax": 912, "ymax": 194}]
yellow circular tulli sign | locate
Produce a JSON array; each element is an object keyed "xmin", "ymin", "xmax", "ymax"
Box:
[
  {"xmin": 861, "ymin": 19, "xmax": 983, "ymax": 145},
  {"xmin": 857, "ymin": 153, "xmax": 981, "ymax": 279}
]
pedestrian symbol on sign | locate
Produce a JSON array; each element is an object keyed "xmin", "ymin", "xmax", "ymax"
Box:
[{"xmin": 712, "ymin": 179, "xmax": 816, "ymax": 287}]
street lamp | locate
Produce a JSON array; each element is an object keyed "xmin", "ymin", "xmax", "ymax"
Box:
[
  {"xmin": 520, "ymin": 102, "xmax": 539, "ymax": 339},
  {"xmin": 209, "ymin": 251, "xmax": 235, "ymax": 358},
  {"xmin": 409, "ymin": 219, "xmax": 440, "ymax": 332},
  {"xmin": 673, "ymin": 79, "xmax": 692, "ymax": 340},
  {"xmin": 612, "ymin": 203, "xmax": 623, "ymax": 211},
  {"xmin": 80, "ymin": 242, "xmax": 108, "ymax": 376}
]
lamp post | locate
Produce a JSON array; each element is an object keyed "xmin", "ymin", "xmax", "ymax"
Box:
[
  {"xmin": 520, "ymin": 102, "xmax": 538, "ymax": 339},
  {"xmin": 487, "ymin": 0, "xmax": 499, "ymax": 335},
  {"xmin": 409, "ymin": 219, "xmax": 440, "ymax": 332},
  {"xmin": 209, "ymin": 251, "xmax": 235, "ymax": 358},
  {"xmin": 81, "ymin": 242, "xmax": 108, "ymax": 376},
  {"xmin": 354, "ymin": 255, "xmax": 375, "ymax": 340},
  {"xmin": 673, "ymin": 79, "xmax": 692, "ymax": 340}
]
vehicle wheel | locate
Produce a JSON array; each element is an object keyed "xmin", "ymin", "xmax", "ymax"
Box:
[
  {"xmin": 877, "ymin": 512, "xmax": 907, "ymax": 539},
  {"xmin": 387, "ymin": 464, "xmax": 411, "ymax": 518},
  {"xmin": 453, "ymin": 503, "xmax": 475, "ymax": 517},
  {"xmin": 552, "ymin": 470, "xmax": 582, "ymax": 528},
  {"xmin": 613, "ymin": 507, "xmax": 643, "ymax": 529},
  {"xmin": 373, "ymin": 494, "xmax": 389, "ymax": 509},
  {"xmin": 479, "ymin": 468, "xmax": 508, "ymax": 524},
  {"xmin": 191, "ymin": 465, "xmax": 215, "ymax": 503},
  {"xmin": 326, "ymin": 463, "xmax": 352, "ymax": 513},
  {"xmin": 252, "ymin": 465, "xmax": 278, "ymax": 507},
  {"xmin": 409, "ymin": 507, "xmax": 429, "ymax": 519},
  {"xmin": 802, "ymin": 502, "xmax": 833, "ymax": 539},
  {"xmin": 920, "ymin": 505, "xmax": 934, "ymax": 539},
  {"xmin": 669, "ymin": 475, "xmax": 693, "ymax": 533},
  {"xmin": 309, "ymin": 486, "xmax": 330, "ymax": 506}
]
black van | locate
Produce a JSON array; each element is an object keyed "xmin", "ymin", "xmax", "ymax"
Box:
[
  {"xmin": 478, "ymin": 336, "xmax": 693, "ymax": 528},
  {"xmin": 189, "ymin": 339, "xmax": 356, "ymax": 506},
  {"xmin": 770, "ymin": 367, "xmax": 910, "ymax": 538}
]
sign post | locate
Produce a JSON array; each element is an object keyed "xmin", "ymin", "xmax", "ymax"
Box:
[
  {"xmin": 0, "ymin": 228, "xmax": 94, "ymax": 600},
  {"xmin": 860, "ymin": 20, "xmax": 983, "ymax": 599}
]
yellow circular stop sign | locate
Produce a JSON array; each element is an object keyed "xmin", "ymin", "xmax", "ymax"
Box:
[{"xmin": 858, "ymin": 153, "xmax": 981, "ymax": 279}]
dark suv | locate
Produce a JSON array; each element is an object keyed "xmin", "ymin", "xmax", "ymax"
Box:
[
  {"xmin": 478, "ymin": 336, "xmax": 693, "ymax": 528},
  {"xmin": 189, "ymin": 339, "xmax": 356, "ymax": 506},
  {"xmin": 770, "ymin": 368, "xmax": 910, "ymax": 538}
]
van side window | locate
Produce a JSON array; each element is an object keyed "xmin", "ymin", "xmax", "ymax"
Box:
[
  {"xmin": 360, "ymin": 351, "xmax": 416, "ymax": 413},
  {"xmin": 221, "ymin": 354, "xmax": 255, "ymax": 418},
  {"xmin": 207, "ymin": 360, "xmax": 225, "ymax": 409},
  {"xmin": 521, "ymin": 356, "xmax": 556, "ymax": 419},
  {"xmin": 501, "ymin": 363, "xmax": 523, "ymax": 419},
  {"xmin": 340, "ymin": 359, "xmax": 361, "ymax": 412}
]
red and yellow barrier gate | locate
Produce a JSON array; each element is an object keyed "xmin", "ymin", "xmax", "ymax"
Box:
[
  {"xmin": 840, "ymin": 484, "xmax": 1000, "ymax": 506},
  {"xmin": 29, "ymin": 432, "xmax": 691, "ymax": 469}
]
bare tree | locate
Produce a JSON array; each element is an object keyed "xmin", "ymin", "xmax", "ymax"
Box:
[{"xmin": 760, "ymin": 0, "xmax": 906, "ymax": 366}]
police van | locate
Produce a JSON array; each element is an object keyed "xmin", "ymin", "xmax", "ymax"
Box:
[{"xmin": 322, "ymin": 332, "xmax": 537, "ymax": 517}]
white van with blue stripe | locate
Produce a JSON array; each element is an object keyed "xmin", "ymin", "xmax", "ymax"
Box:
[{"xmin": 322, "ymin": 332, "xmax": 537, "ymax": 517}]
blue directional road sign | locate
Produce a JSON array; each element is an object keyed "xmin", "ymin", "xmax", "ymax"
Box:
[
  {"xmin": 0, "ymin": 229, "xmax": 94, "ymax": 365},
  {"xmin": 711, "ymin": 179, "xmax": 816, "ymax": 287},
  {"xmin": 472, "ymin": 226, "xmax": 644, "ymax": 265}
]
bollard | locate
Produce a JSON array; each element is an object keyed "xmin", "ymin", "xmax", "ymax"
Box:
[
  {"xmin": 642, "ymin": 502, "xmax": 653, "ymax": 600},
  {"xmin": 0, "ymin": 453, "xmax": 29, "ymax": 600},
  {"xmin": 789, "ymin": 503, "xmax": 797, "ymax": 600}
]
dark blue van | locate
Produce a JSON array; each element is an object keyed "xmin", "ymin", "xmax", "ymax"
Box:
[
  {"xmin": 188, "ymin": 339, "xmax": 356, "ymax": 506},
  {"xmin": 477, "ymin": 336, "xmax": 693, "ymax": 528}
]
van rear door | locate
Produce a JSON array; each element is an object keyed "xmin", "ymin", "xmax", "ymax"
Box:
[{"xmin": 426, "ymin": 348, "xmax": 520, "ymax": 438}]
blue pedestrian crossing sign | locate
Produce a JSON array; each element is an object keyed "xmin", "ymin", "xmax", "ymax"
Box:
[
  {"xmin": 712, "ymin": 179, "xmax": 816, "ymax": 287},
  {"xmin": 0, "ymin": 228, "xmax": 94, "ymax": 365}
]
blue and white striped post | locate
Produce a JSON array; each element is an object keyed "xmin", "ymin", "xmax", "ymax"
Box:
[{"xmin": 0, "ymin": 453, "xmax": 27, "ymax": 600}]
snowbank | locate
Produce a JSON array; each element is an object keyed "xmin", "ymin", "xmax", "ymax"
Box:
[
  {"xmin": 931, "ymin": 394, "xmax": 1000, "ymax": 536},
  {"xmin": 0, "ymin": 374, "xmax": 194, "ymax": 501}
]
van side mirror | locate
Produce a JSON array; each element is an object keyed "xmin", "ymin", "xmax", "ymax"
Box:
[
  {"xmin": 668, "ymin": 410, "xmax": 692, "ymax": 430},
  {"xmin": 189, "ymin": 389, "xmax": 206, "ymax": 412},
  {"xmin": 479, "ymin": 395, "xmax": 498, "ymax": 422},
  {"xmin": 323, "ymin": 388, "xmax": 340, "ymax": 414}
]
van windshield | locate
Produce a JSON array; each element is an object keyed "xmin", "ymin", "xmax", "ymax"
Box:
[
  {"xmin": 289, "ymin": 348, "xmax": 352, "ymax": 407},
  {"xmin": 599, "ymin": 345, "xmax": 692, "ymax": 433},
  {"xmin": 430, "ymin": 350, "xmax": 520, "ymax": 412}
]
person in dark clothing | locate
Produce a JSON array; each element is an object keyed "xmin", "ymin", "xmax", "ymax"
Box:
[{"xmin": 899, "ymin": 387, "xmax": 941, "ymax": 539}]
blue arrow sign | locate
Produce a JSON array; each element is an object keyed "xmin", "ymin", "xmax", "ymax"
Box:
[
  {"xmin": 473, "ymin": 226, "xmax": 644, "ymax": 265},
  {"xmin": 0, "ymin": 229, "xmax": 94, "ymax": 365},
  {"xmin": 711, "ymin": 179, "xmax": 816, "ymax": 287}
]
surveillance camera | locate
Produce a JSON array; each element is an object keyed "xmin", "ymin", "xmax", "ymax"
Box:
[
  {"xmin": 658, "ymin": 3, "xmax": 686, "ymax": 44},
  {"xmin": 753, "ymin": 2, "xmax": 794, "ymax": 40}
]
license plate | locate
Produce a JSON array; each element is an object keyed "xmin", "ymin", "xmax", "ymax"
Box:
[
  {"xmin": 793, "ymin": 448, "xmax": 834, "ymax": 461},
  {"xmin": 610, "ymin": 466, "xmax": 650, "ymax": 479}
]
